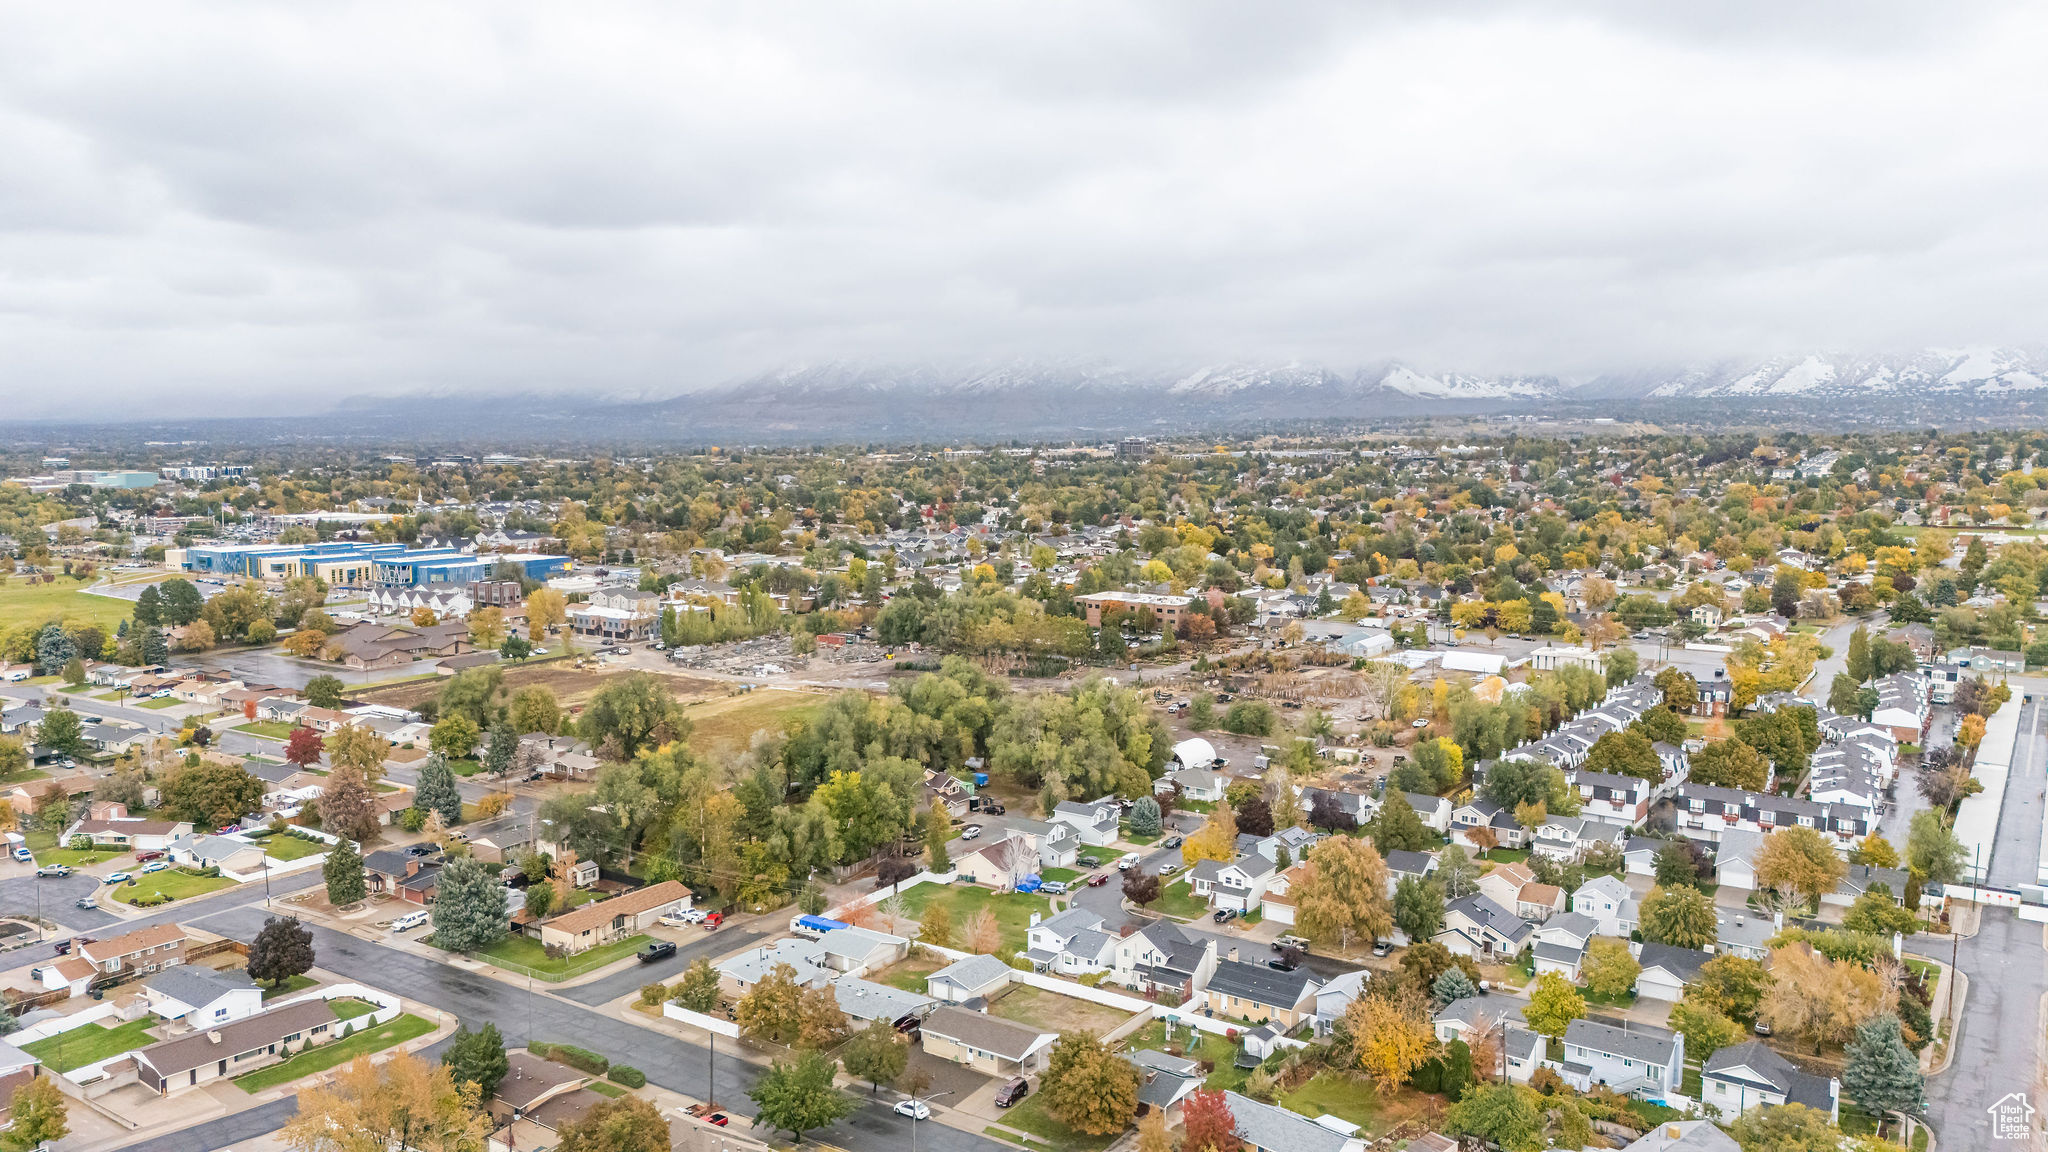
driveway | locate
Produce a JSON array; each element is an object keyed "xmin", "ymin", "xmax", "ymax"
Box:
[{"xmin": 558, "ymin": 923, "xmax": 772, "ymax": 1005}]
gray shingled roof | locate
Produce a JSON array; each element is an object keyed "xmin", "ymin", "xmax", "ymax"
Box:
[
  {"xmin": 1205, "ymin": 958, "xmax": 1318, "ymax": 1009},
  {"xmin": 1564, "ymin": 1018, "xmax": 1679, "ymax": 1066},
  {"xmin": 1225, "ymin": 1091, "xmax": 1356, "ymax": 1152},
  {"xmin": 144, "ymin": 965, "xmax": 255, "ymax": 1009}
]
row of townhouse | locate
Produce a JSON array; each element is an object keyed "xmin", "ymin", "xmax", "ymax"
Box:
[{"xmin": 1670, "ymin": 783, "xmax": 1875, "ymax": 851}]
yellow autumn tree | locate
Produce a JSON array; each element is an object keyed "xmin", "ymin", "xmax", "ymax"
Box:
[
  {"xmin": 1182, "ymin": 801, "xmax": 1238, "ymax": 867},
  {"xmin": 1345, "ymin": 986, "xmax": 1437, "ymax": 1090}
]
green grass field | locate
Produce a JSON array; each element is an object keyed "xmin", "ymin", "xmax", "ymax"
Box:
[
  {"xmin": 234, "ymin": 720, "xmax": 300, "ymax": 740},
  {"xmin": 260, "ymin": 974, "xmax": 319, "ymax": 999},
  {"xmin": 260, "ymin": 834, "xmax": 327, "ymax": 861},
  {"xmin": 235, "ymin": 1013, "xmax": 435, "ymax": 1092},
  {"xmin": 0, "ymin": 578, "xmax": 133, "ymax": 634},
  {"xmin": 22, "ymin": 829, "xmax": 122, "ymax": 867},
  {"xmin": 897, "ymin": 883, "xmax": 1057, "ymax": 957},
  {"xmin": 113, "ymin": 869, "xmax": 236, "ymax": 905},
  {"xmin": 22, "ymin": 1018, "xmax": 158, "ymax": 1072},
  {"xmin": 681, "ymin": 689, "xmax": 822, "ymax": 757},
  {"xmin": 444, "ymin": 932, "xmax": 653, "ymax": 981}
]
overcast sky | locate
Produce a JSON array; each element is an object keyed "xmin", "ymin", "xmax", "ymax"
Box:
[{"xmin": 3, "ymin": 1, "xmax": 2047, "ymax": 416}]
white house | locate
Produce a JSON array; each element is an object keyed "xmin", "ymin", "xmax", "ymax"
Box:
[
  {"xmin": 142, "ymin": 966, "xmax": 263, "ymax": 1026},
  {"xmin": 1713, "ymin": 829, "xmax": 1763, "ymax": 891},
  {"xmin": 1701, "ymin": 1040, "xmax": 1840, "ymax": 1123},
  {"xmin": 1633, "ymin": 943, "xmax": 1711, "ymax": 1003},
  {"xmin": 1051, "ymin": 799, "xmax": 1121, "ymax": 847},
  {"xmin": 1570, "ymin": 876, "xmax": 1637, "ymax": 938},
  {"xmin": 1022, "ymin": 908, "xmax": 1115, "ymax": 975},
  {"xmin": 1437, "ymin": 893, "xmax": 1533, "ymax": 960}
]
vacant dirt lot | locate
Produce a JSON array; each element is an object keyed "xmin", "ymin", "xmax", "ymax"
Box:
[
  {"xmin": 361, "ymin": 660, "xmax": 724, "ymax": 711},
  {"xmin": 680, "ymin": 689, "xmax": 824, "ymax": 758},
  {"xmin": 986, "ymin": 984, "xmax": 1135, "ymax": 1037}
]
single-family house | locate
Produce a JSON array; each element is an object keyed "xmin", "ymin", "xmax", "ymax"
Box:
[
  {"xmin": 1051, "ymin": 799, "xmax": 1121, "ymax": 847},
  {"xmin": 362, "ymin": 848, "xmax": 442, "ymax": 904},
  {"xmin": 1128, "ymin": 1049, "xmax": 1204, "ymax": 1124},
  {"xmin": 1451, "ymin": 798, "xmax": 1527, "ymax": 851},
  {"xmin": 953, "ymin": 833, "xmax": 1040, "ymax": 890},
  {"xmin": 1532, "ymin": 913, "xmax": 1599, "ymax": 980},
  {"xmin": 1403, "ymin": 792, "xmax": 1453, "ymax": 834},
  {"xmin": 1701, "ymin": 1040, "xmax": 1841, "ymax": 1123},
  {"xmin": 1559, "ymin": 1018, "xmax": 1685, "ymax": 1098},
  {"xmin": 80, "ymin": 924, "xmax": 188, "ymax": 977},
  {"xmin": 62, "ymin": 802, "xmax": 192, "ymax": 852},
  {"xmin": 1634, "ymin": 944, "xmax": 1712, "ymax": 1003},
  {"xmin": 1193, "ymin": 958, "xmax": 1320, "ymax": 1028},
  {"xmin": 1023, "ymin": 908, "xmax": 1115, "ymax": 975},
  {"xmin": 142, "ymin": 966, "xmax": 263, "ymax": 1026},
  {"xmin": 535, "ymin": 880, "xmax": 691, "ymax": 955},
  {"xmin": 919, "ymin": 1006, "xmax": 1056, "ymax": 1076},
  {"xmin": 166, "ymin": 833, "xmax": 266, "ymax": 875},
  {"xmin": 1225, "ymin": 1091, "xmax": 1368, "ymax": 1152},
  {"xmin": 134, "ymin": 1000, "xmax": 340, "ymax": 1095},
  {"xmin": 1619, "ymin": 1120, "xmax": 1740, "ymax": 1152},
  {"xmin": 1570, "ymin": 875, "xmax": 1637, "ymax": 938},
  {"xmin": 1437, "ymin": 893, "xmax": 1533, "ymax": 960},
  {"xmin": 1160, "ymin": 767, "xmax": 1226, "ymax": 803}
]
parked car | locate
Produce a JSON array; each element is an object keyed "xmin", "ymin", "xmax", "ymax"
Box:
[
  {"xmin": 104, "ymin": 871, "xmax": 132, "ymax": 884},
  {"xmin": 1371, "ymin": 939, "xmax": 1391, "ymax": 957},
  {"xmin": 1266, "ymin": 957, "xmax": 1299, "ymax": 972},
  {"xmin": 134, "ymin": 850, "xmax": 165, "ymax": 862},
  {"xmin": 1273, "ymin": 935, "xmax": 1310, "ymax": 952},
  {"xmin": 392, "ymin": 910, "xmax": 429, "ymax": 932},
  {"xmin": 9, "ymin": 848, "xmax": 30, "ymax": 863},
  {"xmin": 73, "ymin": 897, "xmax": 95, "ymax": 909},
  {"xmin": 638, "ymin": 941, "xmax": 678, "ymax": 964},
  {"xmin": 894, "ymin": 1100, "xmax": 932, "ymax": 1120},
  {"xmin": 1040, "ymin": 880, "xmax": 1068, "ymax": 895},
  {"xmin": 994, "ymin": 1077, "xmax": 1031, "ymax": 1108},
  {"xmin": 34, "ymin": 864, "xmax": 70, "ymax": 878},
  {"xmin": 1076, "ymin": 855, "xmax": 1101, "ymax": 868},
  {"xmin": 1162, "ymin": 834, "xmax": 1184, "ymax": 849},
  {"xmin": 1753, "ymin": 1019, "xmax": 1773, "ymax": 1036},
  {"xmin": 981, "ymin": 801, "xmax": 1005, "ymax": 816},
  {"xmin": 960, "ymin": 825, "xmax": 983, "ymax": 840},
  {"xmin": 1087, "ymin": 873, "xmax": 1111, "ymax": 887},
  {"xmin": 702, "ymin": 912, "xmax": 724, "ymax": 929},
  {"xmin": 1117, "ymin": 853, "xmax": 1141, "ymax": 871},
  {"xmin": 1212, "ymin": 908, "xmax": 1238, "ymax": 923},
  {"xmin": 139, "ymin": 860, "xmax": 169, "ymax": 874}
]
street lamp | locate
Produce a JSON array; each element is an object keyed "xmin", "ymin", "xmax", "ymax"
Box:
[{"xmin": 908, "ymin": 1088, "xmax": 955, "ymax": 1152}]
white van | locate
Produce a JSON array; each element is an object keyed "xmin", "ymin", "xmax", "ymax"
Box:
[{"xmin": 392, "ymin": 910, "xmax": 429, "ymax": 933}]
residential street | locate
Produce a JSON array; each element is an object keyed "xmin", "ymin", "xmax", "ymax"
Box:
[{"xmin": 1907, "ymin": 694, "xmax": 2048, "ymax": 1149}]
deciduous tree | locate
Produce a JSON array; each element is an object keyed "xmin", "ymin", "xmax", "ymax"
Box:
[
  {"xmin": 1182, "ymin": 800, "xmax": 1238, "ymax": 866},
  {"xmin": 1639, "ymin": 884, "xmax": 1718, "ymax": 950},
  {"xmin": 327, "ymin": 723, "xmax": 389, "ymax": 778},
  {"xmin": 841, "ymin": 1018, "xmax": 909, "ymax": 1093},
  {"xmin": 557, "ymin": 1095, "xmax": 670, "ymax": 1152},
  {"xmin": 1393, "ymin": 876, "xmax": 1446, "ymax": 942},
  {"xmin": 1755, "ymin": 826, "xmax": 1849, "ymax": 912},
  {"xmin": 1523, "ymin": 972, "xmax": 1586, "ymax": 1039},
  {"xmin": 1727, "ymin": 1103, "xmax": 1842, "ymax": 1152},
  {"xmin": 1344, "ymin": 986, "xmax": 1437, "ymax": 1090},
  {"xmin": 674, "ymin": 957, "xmax": 721, "ymax": 1011},
  {"xmin": 1180, "ymin": 1089, "xmax": 1240, "ymax": 1152},
  {"xmin": 737, "ymin": 963, "xmax": 807, "ymax": 1043},
  {"xmin": 317, "ymin": 765, "xmax": 380, "ymax": 843},
  {"xmin": 1042, "ymin": 1032, "xmax": 1140, "ymax": 1135},
  {"xmin": 6, "ymin": 1074, "xmax": 68, "ymax": 1151},
  {"xmin": 1689, "ymin": 739, "xmax": 1771, "ymax": 791},
  {"xmin": 282, "ymin": 1051, "xmax": 488, "ymax": 1152},
  {"xmin": 441, "ymin": 1022, "xmax": 510, "ymax": 1100},
  {"xmin": 1760, "ymin": 943, "xmax": 1887, "ymax": 1052},
  {"xmin": 304, "ymin": 674, "xmax": 346, "ymax": 710},
  {"xmin": 284, "ymin": 726, "xmax": 325, "ymax": 768},
  {"xmin": 1581, "ymin": 937, "xmax": 1640, "ymax": 1000},
  {"xmin": 1294, "ymin": 836, "xmax": 1393, "ymax": 952},
  {"xmin": 247, "ymin": 915, "xmax": 315, "ymax": 988},
  {"xmin": 748, "ymin": 1049, "xmax": 854, "ymax": 1143},
  {"xmin": 1444, "ymin": 1082, "xmax": 1545, "ymax": 1152},
  {"xmin": 162, "ymin": 760, "xmax": 264, "ymax": 829}
]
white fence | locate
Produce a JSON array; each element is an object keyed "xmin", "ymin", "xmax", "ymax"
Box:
[
  {"xmin": 277, "ymin": 980, "xmax": 403, "ymax": 1030},
  {"xmin": 15, "ymin": 1002, "xmax": 122, "ymax": 1045},
  {"xmin": 827, "ymin": 870, "xmax": 956, "ymax": 921},
  {"xmin": 664, "ymin": 1001, "xmax": 741, "ymax": 1038}
]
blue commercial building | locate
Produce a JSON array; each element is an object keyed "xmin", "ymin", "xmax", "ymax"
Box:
[{"xmin": 174, "ymin": 542, "xmax": 570, "ymax": 589}]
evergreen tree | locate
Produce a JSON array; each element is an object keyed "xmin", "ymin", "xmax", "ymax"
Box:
[
  {"xmin": 431, "ymin": 855, "xmax": 510, "ymax": 952},
  {"xmin": 1432, "ymin": 967, "xmax": 1479, "ymax": 1007},
  {"xmin": 443, "ymin": 1022, "xmax": 511, "ymax": 1099},
  {"xmin": 1846, "ymin": 626, "xmax": 1873, "ymax": 683},
  {"xmin": 1128, "ymin": 795, "xmax": 1163, "ymax": 838},
  {"xmin": 484, "ymin": 721, "xmax": 517, "ymax": 778},
  {"xmin": 674, "ymin": 957, "xmax": 722, "ymax": 1011},
  {"xmin": 414, "ymin": 753, "xmax": 465, "ymax": 825},
  {"xmin": 33, "ymin": 624, "xmax": 74, "ymax": 676},
  {"xmin": 140, "ymin": 625, "xmax": 169, "ymax": 666},
  {"xmin": 323, "ymin": 836, "xmax": 366, "ymax": 906},
  {"xmin": 1844, "ymin": 1013, "xmax": 1925, "ymax": 1118},
  {"xmin": 246, "ymin": 915, "xmax": 315, "ymax": 988},
  {"xmin": 134, "ymin": 584, "xmax": 163, "ymax": 626}
]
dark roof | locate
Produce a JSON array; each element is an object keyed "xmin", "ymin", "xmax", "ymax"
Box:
[
  {"xmin": 1703, "ymin": 1040, "xmax": 1838, "ymax": 1111},
  {"xmin": 1563, "ymin": 1018, "xmax": 1679, "ymax": 1065},
  {"xmin": 144, "ymin": 965, "xmax": 255, "ymax": 1008},
  {"xmin": 1204, "ymin": 958, "xmax": 1318, "ymax": 1009},
  {"xmin": 1636, "ymin": 943, "xmax": 1711, "ymax": 983},
  {"xmin": 921, "ymin": 1006, "xmax": 1053, "ymax": 1061}
]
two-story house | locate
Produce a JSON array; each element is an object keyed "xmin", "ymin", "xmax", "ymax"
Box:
[
  {"xmin": 1701, "ymin": 1041, "xmax": 1840, "ymax": 1123},
  {"xmin": 1191, "ymin": 854, "xmax": 1281, "ymax": 913},
  {"xmin": 80, "ymin": 924, "xmax": 188, "ymax": 977},
  {"xmin": 1194, "ymin": 958, "xmax": 1320, "ymax": 1027},
  {"xmin": 1022, "ymin": 908, "xmax": 1115, "ymax": 975},
  {"xmin": 1570, "ymin": 875, "xmax": 1637, "ymax": 937},
  {"xmin": 1050, "ymin": 799, "xmax": 1121, "ymax": 847},
  {"xmin": 1450, "ymin": 797, "xmax": 1528, "ymax": 850},
  {"xmin": 1437, "ymin": 893, "xmax": 1533, "ymax": 960}
]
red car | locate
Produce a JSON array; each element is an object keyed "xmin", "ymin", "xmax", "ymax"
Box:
[
  {"xmin": 134, "ymin": 851, "xmax": 165, "ymax": 863},
  {"xmin": 707, "ymin": 1113, "xmax": 730, "ymax": 1127},
  {"xmin": 702, "ymin": 912, "xmax": 724, "ymax": 930},
  {"xmin": 1087, "ymin": 873, "xmax": 1111, "ymax": 887}
]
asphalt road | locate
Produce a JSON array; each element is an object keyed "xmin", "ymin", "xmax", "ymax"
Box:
[
  {"xmin": 0, "ymin": 865, "xmax": 322, "ymax": 942},
  {"xmin": 558, "ymin": 923, "xmax": 771, "ymax": 1005},
  {"xmin": 168, "ymin": 905, "xmax": 1013, "ymax": 1152},
  {"xmin": 1907, "ymin": 695, "xmax": 2048, "ymax": 1149},
  {"xmin": 5, "ymin": 684, "xmax": 188, "ymax": 735}
]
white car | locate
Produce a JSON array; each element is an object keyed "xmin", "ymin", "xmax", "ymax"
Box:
[
  {"xmin": 894, "ymin": 1100, "xmax": 932, "ymax": 1121},
  {"xmin": 1411, "ymin": 718, "xmax": 1429, "ymax": 728},
  {"xmin": 104, "ymin": 872, "xmax": 132, "ymax": 884},
  {"xmin": 1116, "ymin": 853, "xmax": 1141, "ymax": 871},
  {"xmin": 960, "ymin": 825, "xmax": 983, "ymax": 840},
  {"xmin": 141, "ymin": 860, "xmax": 169, "ymax": 873}
]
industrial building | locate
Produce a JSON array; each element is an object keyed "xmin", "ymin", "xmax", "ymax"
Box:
[{"xmin": 168, "ymin": 542, "xmax": 570, "ymax": 589}]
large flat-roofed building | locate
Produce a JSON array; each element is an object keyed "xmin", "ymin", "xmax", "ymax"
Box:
[
  {"xmin": 174, "ymin": 542, "xmax": 569, "ymax": 589},
  {"xmin": 1075, "ymin": 591, "xmax": 1192, "ymax": 629}
]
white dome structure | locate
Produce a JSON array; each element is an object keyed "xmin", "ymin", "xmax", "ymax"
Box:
[{"xmin": 1172, "ymin": 737, "xmax": 1217, "ymax": 768}]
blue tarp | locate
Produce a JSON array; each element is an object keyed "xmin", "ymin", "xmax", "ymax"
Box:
[{"xmin": 796, "ymin": 914, "xmax": 849, "ymax": 933}]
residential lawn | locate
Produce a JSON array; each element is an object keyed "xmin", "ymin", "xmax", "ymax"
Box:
[
  {"xmin": 1476, "ymin": 849, "xmax": 1531, "ymax": 868},
  {"xmin": 447, "ymin": 757, "xmax": 484, "ymax": 777},
  {"xmin": 587, "ymin": 1079, "xmax": 627, "ymax": 1098},
  {"xmin": 1239, "ymin": 907, "xmax": 1262, "ymax": 925},
  {"xmin": 1148, "ymin": 880, "xmax": 1210, "ymax": 922},
  {"xmin": 23, "ymin": 830, "xmax": 124, "ymax": 867},
  {"xmin": 1582, "ymin": 987, "xmax": 1638, "ymax": 1009},
  {"xmin": 1123, "ymin": 831, "xmax": 1160, "ymax": 846},
  {"xmin": 331, "ymin": 997, "xmax": 380, "ymax": 1021},
  {"xmin": 234, "ymin": 720, "xmax": 300, "ymax": 740},
  {"xmin": 871, "ymin": 953, "xmax": 947, "ymax": 994},
  {"xmin": 1039, "ymin": 867, "xmax": 1083, "ymax": 885},
  {"xmin": 987, "ymin": 985, "xmax": 1133, "ymax": 1036},
  {"xmin": 1904, "ymin": 957, "xmax": 1940, "ymax": 982},
  {"xmin": 897, "ymin": 883, "xmax": 1057, "ymax": 958},
  {"xmin": 997, "ymin": 1090, "xmax": 1119, "ymax": 1152},
  {"xmin": 235, "ymin": 1013, "xmax": 435, "ymax": 1092},
  {"xmin": 1280, "ymin": 1070, "xmax": 1382, "ymax": 1131},
  {"xmin": 1177, "ymin": 799, "xmax": 1216, "ymax": 814},
  {"xmin": 447, "ymin": 932, "xmax": 654, "ymax": 981},
  {"xmin": 680, "ymin": 689, "xmax": 822, "ymax": 759},
  {"xmin": 257, "ymin": 834, "xmax": 328, "ymax": 861},
  {"xmin": 260, "ymin": 973, "xmax": 319, "ymax": 999},
  {"xmin": 0, "ymin": 579, "xmax": 133, "ymax": 634},
  {"xmin": 21, "ymin": 1018, "xmax": 158, "ymax": 1072},
  {"xmin": 138, "ymin": 696, "xmax": 183, "ymax": 710},
  {"xmin": 112, "ymin": 869, "xmax": 236, "ymax": 905}
]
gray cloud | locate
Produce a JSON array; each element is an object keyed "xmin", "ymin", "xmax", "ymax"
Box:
[{"xmin": 0, "ymin": 0, "xmax": 2044, "ymax": 416}]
